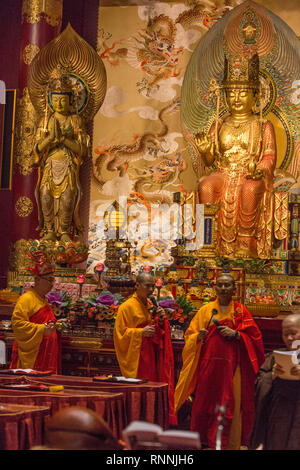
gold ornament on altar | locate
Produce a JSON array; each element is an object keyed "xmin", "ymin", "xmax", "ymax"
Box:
[
  {"xmin": 27, "ymin": 24, "xmax": 107, "ymax": 247},
  {"xmin": 25, "ymin": 238, "xmax": 89, "ymax": 267}
]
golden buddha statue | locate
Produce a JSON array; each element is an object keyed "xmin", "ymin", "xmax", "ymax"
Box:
[
  {"xmin": 195, "ymin": 53, "xmax": 276, "ymax": 258},
  {"xmin": 34, "ymin": 72, "xmax": 89, "ymax": 243}
]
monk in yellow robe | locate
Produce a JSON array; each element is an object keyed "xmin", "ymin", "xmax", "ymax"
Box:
[
  {"xmin": 175, "ymin": 274, "xmax": 264, "ymax": 449},
  {"xmin": 113, "ymin": 272, "xmax": 176, "ymax": 424},
  {"xmin": 10, "ymin": 256, "xmax": 61, "ymax": 373}
]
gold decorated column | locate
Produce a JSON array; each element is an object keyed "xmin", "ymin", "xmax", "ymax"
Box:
[{"xmin": 10, "ymin": 0, "xmax": 63, "ymax": 274}]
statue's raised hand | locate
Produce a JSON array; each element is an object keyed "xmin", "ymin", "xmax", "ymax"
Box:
[{"xmin": 195, "ymin": 131, "xmax": 211, "ymax": 154}]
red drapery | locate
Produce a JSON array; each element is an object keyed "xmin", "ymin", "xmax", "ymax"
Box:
[{"xmin": 138, "ymin": 317, "xmax": 177, "ymax": 425}]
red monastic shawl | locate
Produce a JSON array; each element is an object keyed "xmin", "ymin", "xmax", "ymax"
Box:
[
  {"xmin": 137, "ymin": 316, "xmax": 177, "ymax": 426},
  {"xmin": 190, "ymin": 302, "xmax": 264, "ymax": 449}
]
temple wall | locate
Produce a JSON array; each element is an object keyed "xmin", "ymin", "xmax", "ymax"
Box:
[{"xmin": 88, "ymin": 0, "xmax": 300, "ymax": 272}]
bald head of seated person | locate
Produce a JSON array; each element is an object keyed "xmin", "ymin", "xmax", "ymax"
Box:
[{"xmin": 45, "ymin": 406, "xmax": 124, "ymax": 450}]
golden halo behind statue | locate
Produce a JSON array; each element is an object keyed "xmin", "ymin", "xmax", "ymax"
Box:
[{"xmin": 28, "ymin": 23, "xmax": 107, "ymax": 122}]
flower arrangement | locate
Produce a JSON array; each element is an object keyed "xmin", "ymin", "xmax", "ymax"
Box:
[
  {"xmin": 158, "ymin": 295, "xmax": 196, "ymax": 330},
  {"xmin": 46, "ymin": 291, "xmax": 76, "ymax": 318},
  {"xmin": 46, "ymin": 290, "xmax": 125, "ymax": 326},
  {"xmin": 77, "ymin": 291, "xmax": 125, "ymax": 325}
]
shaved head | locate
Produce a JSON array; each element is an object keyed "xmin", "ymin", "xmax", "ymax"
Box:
[
  {"xmin": 136, "ymin": 273, "xmax": 154, "ymax": 284},
  {"xmin": 216, "ymin": 273, "xmax": 235, "ymax": 288},
  {"xmin": 215, "ymin": 273, "xmax": 236, "ymax": 306},
  {"xmin": 135, "ymin": 272, "xmax": 155, "ymax": 303},
  {"xmin": 282, "ymin": 314, "xmax": 300, "ymax": 350},
  {"xmin": 45, "ymin": 406, "xmax": 122, "ymax": 450},
  {"xmin": 282, "ymin": 314, "xmax": 300, "ymax": 328}
]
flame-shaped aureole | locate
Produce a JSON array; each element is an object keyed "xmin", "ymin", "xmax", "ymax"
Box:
[{"xmin": 28, "ymin": 23, "xmax": 107, "ymax": 123}]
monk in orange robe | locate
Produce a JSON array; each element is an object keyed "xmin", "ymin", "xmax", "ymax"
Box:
[
  {"xmin": 113, "ymin": 272, "xmax": 176, "ymax": 425},
  {"xmin": 175, "ymin": 274, "xmax": 264, "ymax": 449},
  {"xmin": 10, "ymin": 256, "xmax": 61, "ymax": 374}
]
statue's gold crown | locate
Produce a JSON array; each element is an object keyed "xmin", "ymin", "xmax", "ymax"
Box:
[
  {"xmin": 49, "ymin": 67, "xmax": 74, "ymax": 94},
  {"xmin": 222, "ymin": 53, "xmax": 260, "ymax": 89}
]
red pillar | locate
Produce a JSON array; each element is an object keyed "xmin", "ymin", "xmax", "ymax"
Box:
[
  {"xmin": 9, "ymin": 0, "xmax": 63, "ymax": 275},
  {"xmin": 11, "ymin": 0, "xmax": 63, "ymax": 245}
]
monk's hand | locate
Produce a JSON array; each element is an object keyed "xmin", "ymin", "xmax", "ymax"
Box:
[
  {"xmin": 197, "ymin": 329, "xmax": 208, "ymax": 342},
  {"xmin": 217, "ymin": 325, "xmax": 238, "ymax": 340},
  {"xmin": 156, "ymin": 306, "xmax": 166, "ymax": 324},
  {"xmin": 272, "ymin": 362, "xmax": 285, "ymax": 378},
  {"xmin": 142, "ymin": 325, "xmax": 155, "ymax": 337},
  {"xmin": 44, "ymin": 322, "xmax": 56, "ymax": 336},
  {"xmin": 290, "ymin": 364, "xmax": 300, "ymax": 377}
]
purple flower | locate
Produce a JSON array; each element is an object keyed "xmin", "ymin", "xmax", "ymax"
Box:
[
  {"xmin": 96, "ymin": 294, "xmax": 116, "ymax": 306},
  {"xmin": 46, "ymin": 291, "xmax": 62, "ymax": 307},
  {"xmin": 158, "ymin": 299, "xmax": 176, "ymax": 309}
]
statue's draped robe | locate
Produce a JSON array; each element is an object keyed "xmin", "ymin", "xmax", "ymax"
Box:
[
  {"xmin": 175, "ymin": 300, "xmax": 264, "ymax": 449},
  {"xmin": 113, "ymin": 293, "xmax": 176, "ymax": 425},
  {"xmin": 198, "ymin": 116, "xmax": 276, "ymax": 258},
  {"xmin": 10, "ymin": 288, "xmax": 60, "ymax": 373},
  {"xmin": 34, "ymin": 113, "xmax": 89, "ymax": 237}
]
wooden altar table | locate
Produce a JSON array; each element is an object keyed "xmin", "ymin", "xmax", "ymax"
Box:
[
  {"xmin": 0, "ymin": 403, "xmax": 50, "ymax": 450},
  {"xmin": 26, "ymin": 375, "xmax": 170, "ymax": 430},
  {"xmin": 0, "ymin": 380, "xmax": 127, "ymax": 439}
]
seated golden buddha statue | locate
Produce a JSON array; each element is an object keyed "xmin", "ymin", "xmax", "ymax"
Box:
[
  {"xmin": 34, "ymin": 72, "xmax": 89, "ymax": 243},
  {"xmin": 195, "ymin": 53, "xmax": 276, "ymax": 258}
]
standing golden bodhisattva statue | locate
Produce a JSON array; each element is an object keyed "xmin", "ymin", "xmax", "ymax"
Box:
[
  {"xmin": 195, "ymin": 54, "xmax": 276, "ymax": 258},
  {"xmin": 34, "ymin": 73, "xmax": 89, "ymax": 243}
]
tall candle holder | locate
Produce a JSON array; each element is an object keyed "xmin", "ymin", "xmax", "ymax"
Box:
[
  {"xmin": 155, "ymin": 277, "xmax": 163, "ymax": 300},
  {"xmin": 77, "ymin": 274, "xmax": 85, "ymax": 298},
  {"xmin": 95, "ymin": 262, "xmax": 104, "ymax": 291}
]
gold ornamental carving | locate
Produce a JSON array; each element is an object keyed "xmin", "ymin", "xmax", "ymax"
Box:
[
  {"xmin": 15, "ymin": 196, "xmax": 34, "ymax": 218},
  {"xmin": 14, "ymin": 87, "xmax": 37, "ymax": 175},
  {"xmin": 62, "ymin": 337, "xmax": 103, "ymax": 351},
  {"xmin": 9, "ymin": 239, "xmax": 33, "ymax": 274},
  {"xmin": 274, "ymin": 192, "xmax": 289, "ymax": 241},
  {"xmin": 23, "ymin": 44, "xmax": 40, "ymax": 65},
  {"xmin": 22, "ymin": 0, "xmax": 62, "ymax": 27}
]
